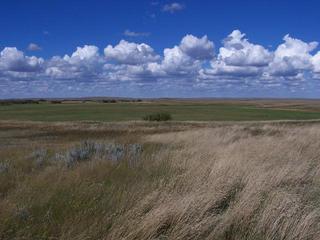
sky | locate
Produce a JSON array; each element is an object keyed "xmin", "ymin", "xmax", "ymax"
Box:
[{"xmin": 1, "ymin": 0, "xmax": 320, "ymax": 98}]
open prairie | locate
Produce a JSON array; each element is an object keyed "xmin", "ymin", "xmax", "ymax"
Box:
[
  {"xmin": 1, "ymin": 117, "xmax": 320, "ymax": 239},
  {"xmin": 3, "ymin": 0, "xmax": 320, "ymax": 239}
]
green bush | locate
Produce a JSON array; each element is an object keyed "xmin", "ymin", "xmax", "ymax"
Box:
[{"xmin": 142, "ymin": 112, "xmax": 172, "ymax": 121}]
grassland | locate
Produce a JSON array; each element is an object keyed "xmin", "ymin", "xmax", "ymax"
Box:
[
  {"xmin": 1, "ymin": 120, "xmax": 320, "ymax": 239},
  {"xmin": 1, "ymin": 99, "xmax": 320, "ymax": 239},
  {"xmin": 1, "ymin": 99, "xmax": 320, "ymax": 121}
]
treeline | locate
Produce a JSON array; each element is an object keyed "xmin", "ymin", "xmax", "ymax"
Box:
[
  {"xmin": 0, "ymin": 99, "xmax": 42, "ymax": 105},
  {"xmin": 101, "ymin": 99, "xmax": 142, "ymax": 103},
  {"xmin": 0, "ymin": 99, "xmax": 62, "ymax": 105},
  {"xmin": 0, "ymin": 99, "xmax": 144, "ymax": 105}
]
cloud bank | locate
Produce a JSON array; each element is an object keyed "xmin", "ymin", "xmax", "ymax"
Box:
[{"xmin": 1, "ymin": 30, "xmax": 320, "ymax": 98}]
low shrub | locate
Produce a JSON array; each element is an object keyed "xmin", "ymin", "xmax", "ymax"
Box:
[
  {"xmin": 55, "ymin": 141, "xmax": 143, "ymax": 167},
  {"xmin": 142, "ymin": 113, "xmax": 172, "ymax": 122},
  {"xmin": 65, "ymin": 141, "xmax": 97, "ymax": 167},
  {"xmin": 31, "ymin": 149, "xmax": 48, "ymax": 168}
]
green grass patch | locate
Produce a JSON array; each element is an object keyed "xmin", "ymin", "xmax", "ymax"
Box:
[{"xmin": 1, "ymin": 102, "xmax": 320, "ymax": 121}]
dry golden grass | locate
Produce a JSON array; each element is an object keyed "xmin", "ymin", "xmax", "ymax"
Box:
[{"xmin": 1, "ymin": 121, "xmax": 320, "ymax": 239}]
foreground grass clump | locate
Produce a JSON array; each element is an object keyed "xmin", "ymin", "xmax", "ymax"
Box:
[
  {"xmin": 143, "ymin": 112, "xmax": 172, "ymax": 121},
  {"xmin": 1, "ymin": 121, "xmax": 320, "ymax": 239}
]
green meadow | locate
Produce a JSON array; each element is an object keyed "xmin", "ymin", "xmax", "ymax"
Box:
[{"xmin": 1, "ymin": 101, "xmax": 320, "ymax": 121}]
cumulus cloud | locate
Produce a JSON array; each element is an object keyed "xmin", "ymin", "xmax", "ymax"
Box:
[
  {"xmin": 123, "ymin": 30, "xmax": 150, "ymax": 37},
  {"xmin": 27, "ymin": 43, "xmax": 42, "ymax": 51},
  {"xmin": 219, "ymin": 30, "xmax": 273, "ymax": 67},
  {"xmin": 45, "ymin": 45, "xmax": 103, "ymax": 79},
  {"xmin": 160, "ymin": 46, "xmax": 197, "ymax": 75},
  {"xmin": 163, "ymin": 2, "xmax": 185, "ymax": 13},
  {"xmin": 312, "ymin": 51, "xmax": 320, "ymax": 73},
  {"xmin": 142, "ymin": 34, "xmax": 214, "ymax": 78},
  {"xmin": 268, "ymin": 35, "xmax": 318, "ymax": 76},
  {"xmin": 205, "ymin": 61, "xmax": 262, "ymax": 77},
  {"xmin": 65, "ymin": 45, "xmax": 100, "ymax": 62},
  {"xmin": 104, "ymin": 40, "xmax": 160, "ymax": 65},
  {"xmin": 0, "ymin": 47, "xmax": 43, "ymax": 72},
  {"xmin": 198, "ymin": 30, "xmax": 320, "ymax": 92},
  {"xmin": 1, "ymin": 30, "xmax": 320, "ymax": 97},
  {"xmin": 180, "ymin": 35, "xmax": 214, "ymax": 60},
  {"xmin": 202, "ymin": 30, "xmax": 272, "ymax": 78}
]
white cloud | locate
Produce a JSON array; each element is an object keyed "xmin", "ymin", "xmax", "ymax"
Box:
[
  {"xmin": 65, "ymin": 45, "xmax": 100, "ymax": 62},
  {"xmin": 147, "ymin": 34, "xmax": 214, "ymax": 78},
  {"xmin": 123, "ymin": 30, "xmax": 150, "ymax": 37},
  {"xmin": 27, "ymin": 43, "xmax": 42, "ymax": 51},
  {"xmin": 312, "ymin": 51, "xmax": 320, "ymax": 73},
  {"xmin": 102, "ymin": 63, "xmax": 161, "ymax": 81},
  {"xmin": 161, "ymin": 46, "xmax": 196, "ymax": 74},
  {"xmin": 1, "ymin": 30, "xmax": 320, "ymax": 97},
  {"xmin": 45, "ymin": 45, "xmax": 103, "ymax": 79},
  {"xmin": 141, "ymin": 35, "xmax": 212, "ymax": 78},
  {"xmin": 180, "ymin": 34, "xmax": 214, "ymax": 60},
  {"xmin": 45, "ymin": 66, "xmax": 64, "ymax": 78},
  {"xmin": 219, "ymin": 30, "xmax": 273, "ymax": 67},
  {"xmin": 0, "ymin": 47, "xmax": 43, "ymax": 72},
  {"xmin": 268, "ymin": 35, "xmax": 318, "ymax": 76},
  {"xmin": 203, "ymin": 30, "xmax": 272, "ymax": 78},
  {"xmin": 102, "ymin": 34, "xmax": 213, "ymax": 81},
  {"xmin": 104, "ymin": 40, "xmax": 160, "ymax": 65},
  {"xmin": 274, "ymin": 35, "xmax": 317, "ymax": 59},
  {"xmin": 205, "ymin": 61, "xmax": 262, "ymax": 77},
  {"xmin": 163, "ymin": 2, "xmax": 185, "ymax": 13}
]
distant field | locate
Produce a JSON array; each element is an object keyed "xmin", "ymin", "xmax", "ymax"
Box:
[{"xmin": 2, "ymin": 100, "xmax": 320, "ymax": 121}]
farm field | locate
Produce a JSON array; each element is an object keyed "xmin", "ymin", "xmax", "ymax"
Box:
[
  {"xmin": 1, "ymin": 120, "xmax": 320, "ymax": 239},
  {"xmin": 2, "ymin": 99, "xmax": 320, "ymax": 121}
]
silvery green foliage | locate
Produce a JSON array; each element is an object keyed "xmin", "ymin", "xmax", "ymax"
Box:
[
  {"xmin": 61, "ymin": 141, "xmax": 143, "ymax": 168},
  {"xmin": 129, "ymin": 143, "xmax": 143, "ymax": 156},
  {"xmin": 97, "ymin": 143, "xmax": 142, "ymax": 163},
  {"xmin": 54, "ymin": 153, "xmax": 66, "ymax": 162},
  {"xmin": 0, "ymin": 161, "xmax": 9, "ymax": 174},
  {"xmin": 32, "ymin": 149, "xmax": 48, "ymax": 167},
  {"xmin": 108, "ymin": 144, "xmax": 125, "ymax": 162},
  {"xmin": 65, "ymin": 141, "xmax": 96, "ymax": 167}
]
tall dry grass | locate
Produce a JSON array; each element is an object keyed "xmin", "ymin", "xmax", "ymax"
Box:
[
  {"xmin": 1, "ymin": 121, "xmax": 320, "ymax": 239},
  {"xmin": 109, "ymin": 124, "xmax": 320, "ymax": 239}
]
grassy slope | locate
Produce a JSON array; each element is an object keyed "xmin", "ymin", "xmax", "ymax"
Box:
[
  {"xmin": 1, "ymin": 122, "xmax": 320, "ymax": 239},
  {"xmin": 2, "ymin": 102, "xmax": 320, "ymax": 121}
]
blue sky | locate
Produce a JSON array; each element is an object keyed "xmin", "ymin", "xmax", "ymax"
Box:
[{"xmin": 1, "ymin": 0, "xmax": 320, "ymax": 98}]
